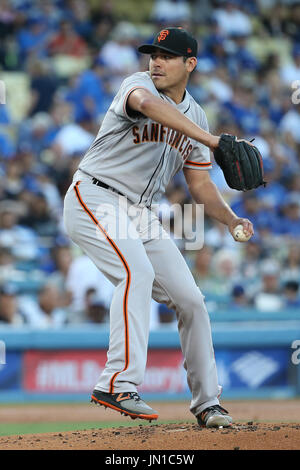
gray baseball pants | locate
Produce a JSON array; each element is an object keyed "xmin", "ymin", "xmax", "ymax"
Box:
[{"xmin": 63, "ymin": 173, "xmax": 220, "ymax": 416}]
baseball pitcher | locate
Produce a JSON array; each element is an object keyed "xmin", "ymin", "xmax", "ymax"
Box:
[{"xmin": 64, "ymin": 28, "xmax": 264, "ymax": 428}]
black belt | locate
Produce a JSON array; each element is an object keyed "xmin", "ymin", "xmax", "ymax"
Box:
[{"xmin": 92, "ymin": 177, "xmax": 125, "ymax": 197}]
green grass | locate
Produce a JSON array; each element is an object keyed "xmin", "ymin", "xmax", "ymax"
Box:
[{"xmin": 0, "ymin": 419, "xmax": 185, "ymax": 437}]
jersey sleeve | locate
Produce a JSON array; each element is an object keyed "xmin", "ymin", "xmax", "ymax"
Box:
[
  {"xmin": 183, "ymin": 109, "xmax": 212, "ymax": 170},
  {"xmin": 113, "ymin": 73, "xmax": 158, "ymax": 122}
]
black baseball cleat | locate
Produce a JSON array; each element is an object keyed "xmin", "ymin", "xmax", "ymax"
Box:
[
  {"xmin": 197, "ymin": 405, "xmax": 233, "ymax": 428},
  {"xmin": 91, "ymin": 389, "xmax": 159, "ymax": 421}
]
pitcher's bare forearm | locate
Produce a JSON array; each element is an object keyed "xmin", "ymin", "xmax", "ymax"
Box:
[
  {"xmin": 127, "ymin": 88, "xmax": 219, "ymax": 150},
  {"xmin": 184, "ymin": 168, "xmax": 254, "ymax": 236},
  {"xmin": 190, "ymin": 178, "xmax": 237, "ymax": 226}
]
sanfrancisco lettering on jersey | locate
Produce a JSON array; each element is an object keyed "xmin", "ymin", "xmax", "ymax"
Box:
[{"xmin": 132, "ymin": 123, "xmax": 193, "ymax": 161}]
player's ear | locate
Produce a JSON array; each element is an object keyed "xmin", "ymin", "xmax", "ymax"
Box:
[{"xmin": 186, "ymin": 57, "xmax": 197, "ymax": 73}]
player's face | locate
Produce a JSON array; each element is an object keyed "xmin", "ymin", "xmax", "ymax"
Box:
[{"xmin": 149, "ymin": 50, "xmax": 193, "ymax": 92}]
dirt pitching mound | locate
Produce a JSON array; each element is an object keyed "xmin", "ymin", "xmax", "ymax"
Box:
[{"xmin": 1, "ymin": 422, "xmax": 299, "ymax": 450}]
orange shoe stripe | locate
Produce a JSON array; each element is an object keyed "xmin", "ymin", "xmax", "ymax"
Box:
[
  {"xmin": 74, "ymin": 181, "xmax": 131, "ymax": 394},
  {"xmin": 116, "ymin": 393, "xmax": 131, "ymax": 402}
]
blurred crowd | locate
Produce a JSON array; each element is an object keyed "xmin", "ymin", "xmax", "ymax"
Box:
[{"xmin": 0, "ymin": 0, "xmax": 300, "ymax": 328}]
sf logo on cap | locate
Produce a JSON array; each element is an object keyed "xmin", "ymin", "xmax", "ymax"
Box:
[{"xmin": 158, "ymin": 30, "xmax": 169, "ymax": 42}]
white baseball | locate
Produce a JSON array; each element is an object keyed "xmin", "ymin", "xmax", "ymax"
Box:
[{"xmin": 233, "ymin": 224, "xmax": 252, "ymax": 242}]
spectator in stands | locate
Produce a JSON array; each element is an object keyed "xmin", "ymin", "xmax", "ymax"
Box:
[
  {"xmin": 0, "ymin": 247, "xmax": 24, "ymax": 285},
  {"xmin": 282, "ymin": 280, "xmax": 300, "ymax": 308},
  {"xmin": 150, "ymin": 0, "xmax": 192, "ymax": 24},
  {"xmin": 69, "ymin": 0, "xmax": 93, "ymax": 41},
  {"xmin": 199, "ymin": 34, "xmax": 229, "ymax": 71},
  {"xmin": 27, "ymin": 59, "xmax": 59, "ymax": 116},
  {"xmin": 205, "ymin": 220, "xmax": 237, "ymax": 250},
  {"xmin": 284, "ymin": 2, "xmax": 300, "ymax": 43},
  {"xmin": 212, "ymin": 0, "xmax": 253, "ymax": 38},
  {"xmin": 230, "ymin": 284, "xmax": 249, "ymax": 309},
  {"xmin": 280, "ymin": 43, "xmax": 300, "ymax": 85},
  {"xmin": 63, "ymin": 59, "xmax": 113, "ymax": 119},
  {"xmin": 52, "ymin": 153, "xmax": 82, "ymax": 199},
  {"xmin": 0, "ymin": 0, "xmax": 17, "ymax": 40},
  {"xmin": 231, "ymin": 192, "xmax": 264, "ymax": 229},
  {"xmin": 28, "ymin": 164, "xmax": 63, "ymax": 219},
  {"xmin": 19, "ymin": 191, "xmax": 58, "ymax": 238},
  {"xmin": 280, "ymin": 104, "xmax": 300, "ymax": 145},
  {"xmin": 192, "ymin": 245, "xmax": 214, "ymax": 289},
  {"xmin": 0, "ymin": 34, "xmax": 20, "ymax": 71},
  {"xmin": 222, "ymin": 84, "xmax": 261, "ymax": 135},
  {"xmin": 2, "ymin": 158, "xmax": 25, "ymax": 200},
  {"xmin": 21, "ymin": 283, "xmax": 67, "ymax": 328},
  {"xmin": 281, "ymin": 243, "xmax": 300, "ymax": 283},
  {"xmin": 48, "ymin": 244, "xmax": 73, "ymax": 309},
  {"xmin": 18, "ymin": 111, "xmax": 56, "ymax": 158},
  {"xmin": 17, "ymin": 17, "xmax": 50, "ymax": 64},
  {"xmin": 279, "ymin": 193, "xmax": 300, "ymax": 238},
  {"xmin": 186, "ymin": 66, "xmax": 210, "ymax": 105},
  {"xmin": 200, "ymin": 66, "xmax": 233, "ymax": 104},
  {"xmin": 0, "ymin": 132, "xmax": 15, "ymax": 159},
  {"xmin": 83, "ymin": 287, "xmax": 108, "ymax": 324},
  {"xmin": 34, "ymin": 0, "xmax": 63, "ymax": 33},
  {"xmin": 47, "ymin": 20, "xmax": 88, "ymax": 57},
  {"xmin": 253, "ymin": 260, "xmax": 283, "ymax": 312},
  {"xmin": 229, "ymin": 33, "xmax": 260, "ymax": 73},
  {"xmin": 0, "ymin": 200, "xmax": 39, "ymax": 261},
  {"xmin": 0, "ymin": 103, "xmax": 11, "ymax": 126},
  {"xmin": 51, "ymin": 109, "xmax": 95, "ymax": 160},
  {"xmin": 288, "ymin": 174, "xmax": 300, "ymax": 194},
  {"xmin": 261, "ymin": 2, "xmax": 288, "ymax": 38},
  {"xmin": 193, "ymin": 246, "xmax": 239, "ymax": 302},
  {"xmin": 255, "ymin": 158, "xmax": 288, "ymax": 214},
  {"xmin": 0, "ymin": 283, "xmax": 24, "ymax": 325},
  {"xmin": 239, "ymin": 238, "xmax": 265, "ymax": 285},
  {"xmin": 211, "ymin": 248, "xmax": 240, "ymax": 296},
  {"xmin": 98, "ymin": 21, "xmax": 140, "ymax": 92},
  {"xmin": 65, "ymin": 254, "xmax": 114, "ymax": 318},
  {"xmin": 88, "ymin": 19, "xmax": 114, "ymax": 52}
]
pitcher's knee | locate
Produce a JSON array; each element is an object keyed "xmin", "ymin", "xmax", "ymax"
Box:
[
  {"xmin": 131, "ymin": 260, "xmax": 155, "ymax": 288},
  {"xmin": 176, "ymin": 288, "xmax": 207, "ymax": 322}
]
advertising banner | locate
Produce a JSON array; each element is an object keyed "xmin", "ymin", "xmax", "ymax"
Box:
[
  {"xmin": 215, "ymin": 349, "xmax": 290, "ymax": 389},
  {"xmin": 23, "ymin": 347, "xmax": 291, "ymax": 394},
  {"xmin": 24, "ymin": 350, "xmax": 107, "ymax": 392},
  {"xmin": 23, "ymin": 349, "xmax": 186, "ymax": 393}
]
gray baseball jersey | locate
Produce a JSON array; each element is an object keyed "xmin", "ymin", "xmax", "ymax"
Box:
[{"xmin": 77, "ymin": 71, "xmax": 211, "ymax": 207}]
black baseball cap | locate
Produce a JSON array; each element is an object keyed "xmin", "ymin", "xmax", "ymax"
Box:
[{"xmin": 138, "ymin": 27, "xmax": 198, "ymax": 58}]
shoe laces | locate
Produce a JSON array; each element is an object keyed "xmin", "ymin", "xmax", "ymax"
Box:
[
  {"xmin": 200, "ymin": 405, "xmax": 228, "ymax": 420},
  {"xmin": 205, "ymin": 405, "xmax": 228, "ymax": 415},
  {"xmin": 130, "ymin": 392, "xmax": 141, "ymax": 402}
]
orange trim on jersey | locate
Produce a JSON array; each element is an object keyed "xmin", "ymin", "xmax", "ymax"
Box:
[
  {"xmin": 184, "ymin": 160, "xmax": 212, "ymax": 167},
  {"xmin": 73, "ymin": 181, "xmax": 131, "ymax": 394},
  {"xmin": 123, "ymin": 86, "xmax": 151, "ymax": 118}
]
